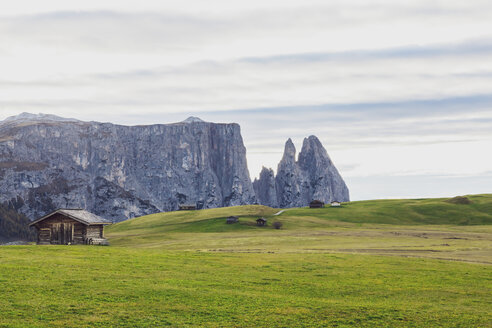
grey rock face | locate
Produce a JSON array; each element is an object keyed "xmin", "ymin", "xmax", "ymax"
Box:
[
  {"xmin": 275, "ymin": 139, "xmax": 303, "ymax": 208},
  {"xmin": 296, "ymin": 136, "xmax": 350, "ymax": 205},
  {"xmin": 257, "ymin": 136, "xmax": 349, "ymax": 208},
  {"xmin": 253, "ymin": 167, "xmax": 278, "ymax": 208},
  {"xmin": 0, "ymin": 115, "xmax": 256, "ymax": 221}
]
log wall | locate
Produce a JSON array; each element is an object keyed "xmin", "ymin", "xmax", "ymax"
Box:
[
  {"xmin": 85, "ymin": 225, "xmax": 103, "ymax": 241},
  {"xmin": 33, "ymin": 213, "xmax": 106, "ymax": 245}
]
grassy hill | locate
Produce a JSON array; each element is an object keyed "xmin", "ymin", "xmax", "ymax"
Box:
[
  {"xmin": 106, "ymin": 194, "xmax": 492, "ymax": 248},
  {"xmin": 282, "ymin": 194, "xmax": 492, "ymax": 226},
  {"xmin": 1, "ymin": 195, "xmax": 491, "ymax": 327},
  {"xmin": 105, "ymin": 194, "xmax": 492, "ymax": 265},
  {"xmin": 109, "ymin": 194, "xmax": 492, "ymax": 233}
]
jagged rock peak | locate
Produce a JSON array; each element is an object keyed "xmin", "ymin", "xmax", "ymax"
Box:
[
  {"xmin": 182, "ymin": 116, "xmax": 205, "ymax": 124},
  {"xmin": 303, "ymin": 135, "xmax": 324, "ymax": 149},
  {"xmin": 2, "ymin": 112, "xmax": 80, "ymax": 124},
  {"xmin": 256, "ymin": 135, "xmax": 349, "ymax": 208},
  {"xmin": 281, "ymin": 138, "xmax": 297, "ymax": 161},
  {"xmin": 299, "ymin": 135, "xmax": 331, "ymax": 165}
]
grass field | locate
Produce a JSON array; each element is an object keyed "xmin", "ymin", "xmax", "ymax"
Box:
[{"xmin": 1, "ymin": 195, "xmax": 491, "ymax": 327}]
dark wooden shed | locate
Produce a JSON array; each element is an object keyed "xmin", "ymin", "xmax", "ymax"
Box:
[
  {"xmin": 256, "ymin": 217, "xmax": 267, "ymax": 226},
  {"xmin": 29, "ymin": 209, "xmax": 111, "ymax": 245},
  {"xmin": 309, "ymin": 200, "xmax": 325, "ymax": 208},
  {"xmin": 179, "ymin": 204, "xmax": 197, "ymax": 211},
  {"xmin": 226, "ymin": 216, "xmax": 239, "ymax": 224}
]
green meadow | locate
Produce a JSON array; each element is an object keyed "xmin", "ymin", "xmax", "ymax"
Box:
[{"xmin": 1, "ymin": 195, "xmax": 491, "ymax": 327}]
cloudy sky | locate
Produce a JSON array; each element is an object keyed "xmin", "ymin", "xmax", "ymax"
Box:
[{"xmin": 1, "ymin": 0, "xmax": 491, "ymax": 200}]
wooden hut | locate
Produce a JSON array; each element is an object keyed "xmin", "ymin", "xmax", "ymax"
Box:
[
  {"xmin": 29, "ymin": 209, "xmax": 111, "ymax": 245},
  {"xmin": 256, "ymin": 217, "xmax": 267, "ymax": 226},
  {"xmin": 226, "ymin": 216, "xmax": 239, "ymax": 224},
  {"xmin": 309, "ymin": 200, "xmax": 325, "ymax": 208},
  {"xmin": 179, "ymin": 204, "xmax": 197, "ymax": 211}
]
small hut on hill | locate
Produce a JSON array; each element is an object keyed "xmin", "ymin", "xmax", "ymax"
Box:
[
  {"xmin": 331, "ymin": 201, "xmax": 342, "ymax": 207},
  {"xmin": 226, "ymin": 216, "xmax": 239, "ymax": 224},
  {"xmin": 256, "ymin": 217, "xmax": 267, "ymax": 226},
  {"xmin": 309, "ymin": 200, "xmax": 325, "ymax": 208},
  {"xmin": 29, "ymin": 209, "xmax": 111, "ymax": 245},
  {"xmin": 179, "ymin": 204, "xmax": 197, "ymax": 211}
]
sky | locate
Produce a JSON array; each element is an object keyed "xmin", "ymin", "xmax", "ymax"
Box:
[{"xmin": 0, "ymin": 0, "xmax": 491, "ymax": 200}]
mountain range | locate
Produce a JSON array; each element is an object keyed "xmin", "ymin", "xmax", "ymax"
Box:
[{"xmin": 0, "ymin": 113, "xmax": 349, "ymax": 221}]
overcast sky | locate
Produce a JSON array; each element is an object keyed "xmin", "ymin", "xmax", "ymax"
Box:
[{"xmin": 1, "ymin": 0, "xmax": 491, "ymax": 200}]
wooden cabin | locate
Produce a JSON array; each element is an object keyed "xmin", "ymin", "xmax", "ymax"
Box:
[
  {"xmin": 256, "ymin": 217, "xmax": 267, "ymax": 226},
  {"xmin": 226, "ymin": 216, "xmax": 239, "ymax": 224},
  {"xmin": 309, "ymin": 200, "xmax": 325, "ymax": 208},
  {"xmin": 331, "ymin": 201, "xmax": 342, "ymax": 207},
  {"xmin": 29, "ymin": 209, "xmax": 111, "ymax": 245},
  {"xmin": 179, "ymin": 204, "xmax": 197, "ymax": 211}
]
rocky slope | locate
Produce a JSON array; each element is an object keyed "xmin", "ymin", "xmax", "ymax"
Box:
[
  {"xmin": 252, "ymin": 167, "xmax": 278, "ymax": 208},
  {"xmin": 0, "ymin": 113, "xmax": 256, "ymax": 221},
  {"xmin": 254, "ymin": 136, "xmax": 349, "ymax": 208}
]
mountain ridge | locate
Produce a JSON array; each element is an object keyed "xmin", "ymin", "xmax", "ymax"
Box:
[{"xmin": 0, "ymin": 113, "xmax": 349, "ymax": 221}]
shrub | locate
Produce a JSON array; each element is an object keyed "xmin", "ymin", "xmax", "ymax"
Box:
[
  {"xmin": 446, "ymin": 196, "xmax": 472, "ymax": 205},
  {"xmin": 272, "ymin": 221, "xmax": 283, "ymax": 229}
]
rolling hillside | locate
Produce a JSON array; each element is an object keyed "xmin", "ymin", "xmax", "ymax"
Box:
[
  {"xmin": 105, "ymin": 194, "xmax": 492, "ymax": 264},
  {"xmin": 107, "ymin": 194, "xmax": 492, "ymax": 237}
]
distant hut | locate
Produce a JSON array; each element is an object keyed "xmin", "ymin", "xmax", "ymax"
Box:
[
  {"xmin": 179, "ymin": 204, "xmax": 197, "ymax": 211},
  {"xmin": 256, "ymin": 217, "xmax": 267, "ymax": 226},
  {"xmin": 196, "ymin": 201, "xmax": 205, "ymax": 210},
  {"xmin": 29, "ymin": 209, "xmax": 111, "ymax": 245},
  {"xmin": 331, "ymin": 201, "xmax": 342, "ymax": 207},
  {"xmin": 226, "ymin": 216, "xmax": 239, "ymax": 224},
  {"xmin": 309, "ymin": 200, "xmax": 325, "ymax": 208}
]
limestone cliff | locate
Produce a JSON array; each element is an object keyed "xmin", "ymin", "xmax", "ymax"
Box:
[{"xmin": 0, "ymin": 114, "xmax": 256, "ymax": 221}]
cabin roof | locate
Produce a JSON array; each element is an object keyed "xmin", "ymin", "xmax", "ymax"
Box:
[{"xmin": 29, "ymin": 209, "xmax": 112, "ymax": 227}]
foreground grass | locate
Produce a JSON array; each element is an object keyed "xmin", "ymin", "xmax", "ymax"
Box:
[{"xmin": 0, "ymin": 246, "xmax": 490, "ymax": 327}]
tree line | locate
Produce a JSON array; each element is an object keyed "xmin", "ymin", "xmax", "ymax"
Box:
[{"xmin": 0, "ymin": 202, "xmax": 36, "ymax": 242}]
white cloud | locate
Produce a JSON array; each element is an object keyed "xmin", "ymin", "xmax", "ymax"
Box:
[{"xmin": 0, "ymin": 0, "xmax": 491, "ymax": 199}]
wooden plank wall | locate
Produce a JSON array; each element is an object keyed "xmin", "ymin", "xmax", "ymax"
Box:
[
  {"xmin": 85, "ymin": 225, "xmax": 103, "ymax": 242},
  {"xmin": 34, "ymin": 213, "xmax": 107, "ymax": 245},
  {"xmin": 35, "ymin": 214, "xmax": 86, "ymax": 245}
]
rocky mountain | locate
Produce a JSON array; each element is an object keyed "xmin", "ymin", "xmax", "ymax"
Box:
[
  {"xmin": 0, "ymin": 113, "xmax": 349, "ymax": 223},
  {"xmin": 0, "ymin": 113, "xmax": 256, "ymax": 221},
  {"xmin": 254, "ymin": 136, "xmax": 349, "ymax": 208},
  {"xmin": 252, "ymin": 167, "xmax": 278, "ymax": 208}
]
